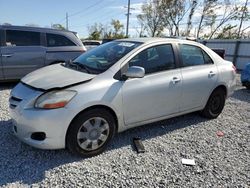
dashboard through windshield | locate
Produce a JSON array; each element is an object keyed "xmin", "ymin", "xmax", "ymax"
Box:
[{"xmin": 72, "ymin": 41, "xmax": 142, "ymax": 74}]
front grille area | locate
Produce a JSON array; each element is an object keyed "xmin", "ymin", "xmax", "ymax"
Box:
[
  {"xmin": 9, "ymin": 96, "xmax": 23, "ymax": 109},
  {"xmin": 11, "ymin": 96, "xmax": 22, "ymax": 102},
  {"xmin": 9, "ymin": 82, "xmax": 43, "ymax": 110}
]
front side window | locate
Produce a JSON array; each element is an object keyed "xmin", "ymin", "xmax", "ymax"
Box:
[
  {"xmin": 6, "ymin": 30, "xmax": 40, "ymax": 46},
  {"xmin": 71, "ymin": 41, "xmax": 142, "ymax": 74},
  {"xmin": 129, "ymin": 44, "xmax": 175, "ymax": 74},
  {"xmin": 46, "ymin": 33, "xmax": 76, "ymax": 47},
  {"xmin": 180, "ymin": 44, "xmax": 213, "ymax": 67}
]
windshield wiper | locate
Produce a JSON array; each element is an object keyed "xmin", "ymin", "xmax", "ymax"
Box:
[
  {"xmin": 64, "ymin": 60, "xmax": 90, "ymax": 73},
  {"xmin": 72, "ymin": 62, "xmax": 91, "ymax": 73}
]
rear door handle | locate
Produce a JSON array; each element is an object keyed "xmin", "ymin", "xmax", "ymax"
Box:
[
  {"xmin": 208, "ymin": 71, "xmax": 216, "ymax": 77},
  {"xmin": 172, "ymin": 77, "xmax": 181, "ymax": 84},
  {"xmin": 2, "ymin": 54, "xmax": 13, "ymax": 57}
]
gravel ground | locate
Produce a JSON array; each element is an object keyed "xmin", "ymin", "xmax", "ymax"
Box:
[{"xmin": 0, "ymin": 76, "xmax": 249, "ymax": 188}]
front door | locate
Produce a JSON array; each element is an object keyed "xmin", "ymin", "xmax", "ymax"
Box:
[
  {"xmin": 1, "ymin": 29, "xmax": 45, "ymax": 80},
  {"xmin": 122, "ymin": 44, "xmax": 182, "ymax": 125}
]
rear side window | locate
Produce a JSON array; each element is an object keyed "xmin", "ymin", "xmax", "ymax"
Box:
[
  {"xmin": 202, "ymin": 50, "xmax": 214, "ymax": 64},
  {"xmin": 129, "ymin": 44, "xmax": 176, "ymax": 74},
  {"xmin": 6, "ymin": 30, "xmax": 40, "ymax": 46},
  {"xmin": 180, "ymin": 44, "xmax": 213, "ymax": 67},
  {"xmin": 46, "ymin": 33, "xmax": 76, "ymax": 47}
]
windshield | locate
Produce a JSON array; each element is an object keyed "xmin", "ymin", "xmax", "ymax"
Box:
[{"xmin": 72, "ymin": 41, "xmax": 142, "ymax": 74}]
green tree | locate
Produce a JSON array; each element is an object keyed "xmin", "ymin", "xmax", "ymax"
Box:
[
  {"xmin": 136, "ymin": 14, "xmax": 147, "ymax": 37},
  {"xmin": 208, "ymin": 2, "xmax": 242, "ymax": 39},
  {"xmin": 87, "ymin": 20, "xmax": 125, "ymax": 39},
  {"xmin": 186, "ymin": 0, "xmax": 198, "ymax": 36},
  {"xmin": 196, "ymin": 0, "xmax": 218, "ymax": 38},
  {"xmin": 237, "ymin": 0, "xmax": 250, "ymax": 38},
  {"xmin": 161, "ymin": 0, "xmax": 189, "ymax": 36},
  {"xmin": 25, "ymin": 23, "xmax": 39, "ymax": 27},
  {"xmin": 137, "ymin": 1, "xmax": 165, "ymax": 37},
  {"xmin": 87, "ymin": 23, "xmax": 103, "ymax": 40},
  {"xmin": 52, "ymin": 24, "xmax": 66, "ymax": 30},
  {"xmin": 3, "ymin": 23, "xmax": 12, "ymax": 26},
  {"xmin": 216, "ymin": 24, "xmax": 238, "ymax": 39},
  {"xmin": 110, "ymin": 19, "xmax": 126, "ymax": 38}
]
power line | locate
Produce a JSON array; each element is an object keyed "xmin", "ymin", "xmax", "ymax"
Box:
[
  {"xmin": 54, "ymin": 0, "xmax": 104, "ymax": 26},
  {"xmin": 67, "ymin": 0, "xmax": 117, "ymax": 24},
  {"xmin": 68, "ymin": 0, "xmax": 103, "ymax": 18},
  {"xmin": 70, "ymin": 11, "xmax": 123, "ymax": 28}
]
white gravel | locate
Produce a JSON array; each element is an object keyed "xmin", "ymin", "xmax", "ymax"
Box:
[{"xmin": 0, "ymin": 76, "xmax": 249, "ymax": 187}]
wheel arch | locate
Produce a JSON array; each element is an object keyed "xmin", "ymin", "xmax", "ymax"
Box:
[
  {"xmin": 213, "ymin": 84, "xmax": 227, "ymax": 97},
  {"xmin": 203, "ymin": 84, "xmax": 227, "ymax": 109},
  {"xmin": 65, "ymin": 104, "xmax": 119, "ymax": 144}
]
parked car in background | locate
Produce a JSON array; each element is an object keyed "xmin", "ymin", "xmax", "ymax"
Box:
[
  {"xmin": 10, "ymin": 38, "xmax": 236, "ymax": 157},
  {"xmin": 0, "ymin": 25, "xmax": 86, "ymax": 81},
  {"xmin": 211, "ymin": 48, "xmax": 225, "ymax": 59},
  {"xmin": 102, "ymin": 38, "xmax": 115, "ymax": 44},
  {"xmin": 241, "ymin": 63, "xmax": 250, "ymax": 89},
  {"xmin": 82, "ymin": 40, "xmax": 102, "ymax": 51}
]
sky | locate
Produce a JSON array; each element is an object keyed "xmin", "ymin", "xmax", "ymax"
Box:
[
  {"xmin": 0, "ymin": 0, "xmax": 249, "ymax": 38},
  {"xmin": 0, "ymin": 0, "xmax": 144, "ymax": 38}
]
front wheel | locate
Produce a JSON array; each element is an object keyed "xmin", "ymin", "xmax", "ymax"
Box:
[
  {"xmin": 201, "ymin": 88, "xmax": 226, "ymax": 119},
  {"xmin": 66, "ymin": 109, "xmax": 116, "ymax": 157},
  {"xmin": 244, "ymin": 82, "xmax": 250, "ymax": 90}
]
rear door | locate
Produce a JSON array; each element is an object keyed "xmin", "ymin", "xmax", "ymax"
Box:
[
  {"xmin": 1, "ymin": 29, "xmax": 46, "ymax": 80},
  {"xmin": 45, "ymin": 33, "xmax": 83, "ymax": 65},
  {"xmin": 178, "ymin": 44, "xmax": 218, "ymax": 112}
]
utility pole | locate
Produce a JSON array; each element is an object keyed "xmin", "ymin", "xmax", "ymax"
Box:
[
  {"xmin": 237, "ymin": 0, "xmax": 248, "ymax": 38},
  {"xmin": 126, "ymin": 0, "xmax": 131, "ymax": 37},
  {"xmin": 66, "ymin": 12, "xmax": 69, "ymax": 30}
]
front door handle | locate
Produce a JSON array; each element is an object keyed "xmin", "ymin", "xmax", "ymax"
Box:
[
  {"xmin": 172, "ymin": 77, "xmax": 181, "ymax": 84},
  {"xmin": 2, "ymin": 54, "xmax": 13, "ymax": 58},
  {"xmin": 208, "ymin": 71, "xmax": 216, "ymax": 77}
]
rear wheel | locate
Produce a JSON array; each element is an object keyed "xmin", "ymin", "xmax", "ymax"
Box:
[
  {"xmin": 66, "ymin": 109, "xmax": 116, "ymax": 157},
  {"xmin": 201, "ymin": 88, "xmax": 226, "ymax": 119},
  {"xmin": 245, "ymin": 82, "xmax": 250, "ymax": 90}
]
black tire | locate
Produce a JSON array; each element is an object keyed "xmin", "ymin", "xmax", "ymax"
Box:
[
  {"xmin": 245, "ymin": 82, "xmax": 250, "ymax": 90},
  {"xmin": 201, "ymin": 88, "xmax": 226, "ymax": 119},
  {"xmin": 66, "ymin": 108, "xmax": 116, "ymax": 157}
]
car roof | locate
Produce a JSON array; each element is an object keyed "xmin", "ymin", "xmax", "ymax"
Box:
[
  {"xmin": 0, "ymin": 25, "xmax": 77, "ymax": 35},
  {"xmin": 116, "ymin": 37, "xmax": 199, "ymax": 45}
]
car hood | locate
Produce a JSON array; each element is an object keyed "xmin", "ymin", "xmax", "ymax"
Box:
[{"xmin": 21, "ymin": 64, "xmax": 96, "ymax": 90}]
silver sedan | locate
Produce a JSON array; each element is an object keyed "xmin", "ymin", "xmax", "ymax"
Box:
[{"xmin": 9, "ymin": 38, "xmax": 236, "ymax": 157}]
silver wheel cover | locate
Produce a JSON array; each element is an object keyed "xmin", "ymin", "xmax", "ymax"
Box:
[{"xmin": 77, "ymin": 117, "xmax": 110, "ymax": 151}]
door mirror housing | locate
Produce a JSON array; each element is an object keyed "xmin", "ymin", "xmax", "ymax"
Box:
[{"xmin": 123, "ymin": 66, "xmax": 145, "ymax": 79}]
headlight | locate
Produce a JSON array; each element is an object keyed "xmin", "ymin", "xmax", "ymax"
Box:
[{"xmin": 35, "ymin": 90, "xmax": 77, "ymax": 109}]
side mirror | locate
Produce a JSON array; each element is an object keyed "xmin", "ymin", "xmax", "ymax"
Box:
[{"xmin": 123, "ymin": 66, "xmax": 145, "ymax": 78}]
